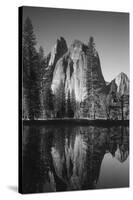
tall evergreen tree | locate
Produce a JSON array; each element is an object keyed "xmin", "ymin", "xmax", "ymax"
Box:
[
  {"xmin": 66, "ymin": 91, "xmax": 74, "ymax": 118},
  {"xmin": 54, "ymin": 81, "xmax": 66, "ymax": 118},
  {"xmin": 86, "ymin": 36, "xmax": 95, "ymax": 93},
  {"xmin": 38, "ymin": 46, "xmax": 46, "ymax": 118},
  {"xmin": 38, "ymin": 46, "xmax": 44, "ymax": 63},
  {"xmin": 86, "ymin": 37, "xmax": 96, "ymax": 119},
  {"xmin": 23, "ymin": 17, "xmax": 41, "ymax": 119},
  {"xmin": 71, "ymin": 90, "xmax": 76, "ymax": 117},
  {"xmin": 43, "ymin": 87, "xmax": 54, "ymax": 117}
]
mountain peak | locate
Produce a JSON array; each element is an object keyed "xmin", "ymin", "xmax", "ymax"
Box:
[
  {"xmin": 117, "ymin": 72, "xmax": 128, "ymax": 79},
  {"xmin": 48, "ymin": 36, "xmax": 68, "ymax": 66},
  {"xmin": 71, "ymin": 40, "xmax": 83, "ymax": 46},
  {"xmin": 115, "ymin": 72, "xmax": 129, "ymax": 83},
  {"xmin": 56, "ymin": 36, "xmax": 67, "ymax": 46},
  {"xmin": 114, "ymin": 72, "xmax": 129, "ymax": 95},
  {"xmin": 120, "ymin": 72, "xmax": 126, "ymax": 75}
]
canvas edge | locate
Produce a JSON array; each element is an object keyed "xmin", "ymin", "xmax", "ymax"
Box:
[{"xmin": 18, "ymin": 6, "xmax": 23, "ymax": 194}]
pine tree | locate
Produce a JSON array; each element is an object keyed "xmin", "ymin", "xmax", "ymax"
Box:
[
  {"xmin": 54, "ymin": 81, "xmax": 66, "ymax": 118},
  {"xmin": 118, "ymin": 94, "xmax": 126, "ymax": 120},
  {"xmin": 38, "ymin": 46, "xmax": 46, "ymax": 118},
  {"xmin": 66, "ymin": 91, "xmax": 74, "ymax": 118},
  {"xmin": 23, "ymin": 17, "xmax": 37, "ymax": 87},
  {"xmin": 71, "ymin": 90, "xmax": 76, "ymax": 117},
  {"xmin": 38, "ymin": 46, "xmax": 44, "ymax": 63},
  {"xmin": 86, "ymin": 37, "xmax": 96, "ymax": 119},
  {"xmin": 23, "ymin": 17, "xmax": 41, "ymax": 119},
  {"xmin": 86, "ymin": 36, "xmax": 95, "ymax": 90},
  {"xmin": 43, "ymin": 87, "xmax": 54, "ymax": 118}
]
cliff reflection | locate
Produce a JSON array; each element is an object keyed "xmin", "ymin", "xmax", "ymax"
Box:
[{"xmin": 22, "ymin": 125, "xmax": 129, "ymax": 193}]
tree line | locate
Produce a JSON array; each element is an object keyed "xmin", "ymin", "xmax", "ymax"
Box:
[{"xmin": 22, "ymin": 17, "xmax": 76, "ymax": 119}]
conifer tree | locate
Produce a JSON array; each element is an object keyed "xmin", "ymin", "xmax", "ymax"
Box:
[
  {"xmin": 66, "ymin": 91, "xmax": 74, "ymax": 118},
  {"xmin": 86, "ymin": 37, "xmax": 96, "ymax": 118},
  {"xmin": 23, "ymin": 17, "xmax": 41, "ymax": 119},
  {"xmin": 54, "ymin": 81, "xmax": 66, "ymax": 118},
  {"xmin": 71, "ymin": 90, "xmax": 76, "ymax": 117}
]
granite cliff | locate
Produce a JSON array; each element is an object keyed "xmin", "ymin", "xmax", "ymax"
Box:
[
  {"xmin": 104, "ymin": 72, "xmax": 129, "ymax": 120},
  {"xmin": 42, "ymin": 37, "xmax": 129, "ymax": 120},
  {"xmin": 51, "ymin": 39, "xmax": 105, "ymax": 102}
]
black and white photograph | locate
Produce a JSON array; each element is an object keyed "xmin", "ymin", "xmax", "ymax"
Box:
[{"xmin": 19, "ymin": 6, "xmax": 129, "ymax": 194}]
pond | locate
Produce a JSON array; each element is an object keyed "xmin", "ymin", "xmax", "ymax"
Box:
[{"xmin": 22, "ymin": 124, "xmax": 129, "ymax": 193}]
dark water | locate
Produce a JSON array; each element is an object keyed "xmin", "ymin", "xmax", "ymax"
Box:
[{"xmin": 22, "ymin": 124, "xmax": 129, "ymax": 193}]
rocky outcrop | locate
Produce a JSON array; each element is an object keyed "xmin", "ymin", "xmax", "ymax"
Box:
[
  {"xmin": 42, "ymin": 37, "xmax": 129, "ymax": 120},
  {"xmin": 43, "ymin": 37, "xmax": 68, "ymax": 83},
  {"xmin": 40, "ymin": 37, "xmax": 68, "ymax": 118},
  {"xmin": 103, "ymin": 72, "xmax": 129, "ymax": 120},
  {"xmin": 110, "ymin": 72, "xmax": 129, "ymax": 95},
  {"xmin": 51, "ymin": 40, "xmax": 105, "ymax": 102},
  {"xmin": 47, "ymin": 37, "xmax": 68, "ymax": 69}
]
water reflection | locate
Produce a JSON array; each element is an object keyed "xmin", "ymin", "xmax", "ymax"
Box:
[{"xmin": 22, "ymin": 125, "xmax": 129, "ymax": 193}]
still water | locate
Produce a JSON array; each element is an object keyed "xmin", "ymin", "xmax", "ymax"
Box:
[{"xmin": 22, "ymin": 124, "xmax": 129, "ymax": 193}]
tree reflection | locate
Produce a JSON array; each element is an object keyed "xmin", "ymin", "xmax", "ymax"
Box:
[
  {"xmin": 22, "ymin": 124, "xmax": 129, "ymax": 193},
  {"xmin": 107, "ymin": 126, "xmax": 129, "ymax": 162}
]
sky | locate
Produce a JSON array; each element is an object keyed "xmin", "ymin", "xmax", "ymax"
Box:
[{"xmin": 23, "ymin": 6, "xmax": 129, "ymax": 82}]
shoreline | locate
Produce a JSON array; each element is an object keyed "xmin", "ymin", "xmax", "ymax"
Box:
[{"xmin": 22, "ymin": 119, "xmax": 129, "ymax": 127}]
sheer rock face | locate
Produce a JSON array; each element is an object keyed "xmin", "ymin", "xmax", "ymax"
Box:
[
  {"xmin": 51, "ymin": 40, "xmax": 105, "ymax": 102},
  {"xmin": 104, "ymin": 72, "xmax": 129, "ymax": 96},
  {"xmin": 111, "ymin": 72, "xmax": 129, "ymax": 95},
  {"xmin": 42, "ymin": 37, "xmax": 68, "ymax": 92},
  {"xmin": 105, "ymin": 72, "xmax": 129, "ymax": 120},
  {"xmin": 44, "ymin": 38, "xmax": 129, "ymax": 119},
  {"xmin": 48, "ymin": 37, "xmax": 68, "ymax": 67},
  {"xmin": 45, "ymin": 37, "xmax": 68, "ymax": 74}
]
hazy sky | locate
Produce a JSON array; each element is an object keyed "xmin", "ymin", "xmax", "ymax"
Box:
[{"xmin": 23, "ymin": 6, "xmax": 129, "ymax": 82}]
